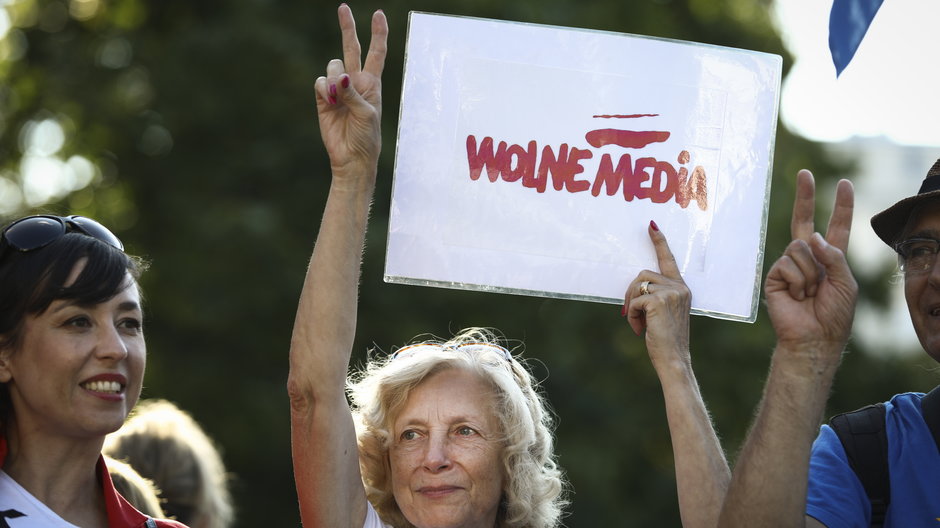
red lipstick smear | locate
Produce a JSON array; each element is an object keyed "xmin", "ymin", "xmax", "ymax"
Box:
[{"xmin": 585, "ymin": 129, "xmax": 671, "ymax": 149}]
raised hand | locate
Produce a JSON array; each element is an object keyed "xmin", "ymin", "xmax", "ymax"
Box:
[
  {"xmin": 625, "ymin": 221, "xmax": 730, "ymax": 528},
  {"xmin": 716, "ymin": 172, "xmax": 859, "ymax": 528},
  {"xmin": 289, "ymin": 7, "xmax": 389, "ymax": 528},
  {"xmin": 314, "ymin": 5, "xmax": 388, "ymax": 174},
  {"xmin": 764, "ymin": 170, "xmax": 858, "ymax": 354},
  {"xmin": 624, "ymin": 221, "xmax": 692, "ymax": 370}
]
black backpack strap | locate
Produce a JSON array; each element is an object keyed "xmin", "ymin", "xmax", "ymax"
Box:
[
  {"xmin": 920, "ymin": 385, "xmax": 940, "ymax": 454},
  {"xmin": 828, "ymin": 403, "xmax": 889, "ymax": 528}
]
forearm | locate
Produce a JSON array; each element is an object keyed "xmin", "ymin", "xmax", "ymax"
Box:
[
  {"xmin": 289, "ymin": 163, "xmax": 377, "ymax": 398},
  {"xmin": 656, "ymin": 359, "xmax": 730, "ymax": 528},
  {"xmin": 287, "ymin": 163, "xmax": 377, "ymax": 528},
  {"xmin": 288, "ymin": 7, "xmax": 388, "ymax": 526},
  {"xmin": 718, "ymin": 344, "xmax": 842, "ymax": 528}
]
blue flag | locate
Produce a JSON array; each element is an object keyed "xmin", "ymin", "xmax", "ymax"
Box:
[{"xmin": 829, "ymin": 0, "xmax": 885, "ymax": 76}]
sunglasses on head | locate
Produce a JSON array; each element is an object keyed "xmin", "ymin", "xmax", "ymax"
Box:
[
  {"xmin": 0, "ymin": 215, "xmax": 124, "ymax": 260},
  {"xmin": 390, "ymin": 342, "xmax": 513, "ymax": 362}
]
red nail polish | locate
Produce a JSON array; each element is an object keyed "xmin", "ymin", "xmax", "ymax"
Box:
[
  {"xmin": 650, "ymin": 220, "xmax": 659, "ymax": 232},
  {"xmin": 328, "ymin": 95, "xmax": 337, "ymax": 104},
  {"xmin": 329, "ymin": 83, "xmax": 337, "ymax": 97},
  {"xmin": 341, "ymin": 75, "xmax": 350, "ymax": 89},
  {"xmin": 621, "ymin": 304, "xmax": 627, "ymax": 317}
]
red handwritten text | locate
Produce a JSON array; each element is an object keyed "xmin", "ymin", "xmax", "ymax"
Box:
[{"xmin": 466, "ymin": 135, "xmax": 708, "ymax": 210}]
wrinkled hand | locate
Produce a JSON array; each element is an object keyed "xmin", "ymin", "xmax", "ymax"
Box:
[
  {"xmin": 764, "ymin": 170, "xmax": 857, "ymax": 355},
  {"xmin": 315, "ymin": 5, "xmax": 388, "ymax": 176},
  {"xmin": 624, "ymin": 222, "xmax": 692, "ymax": 370}
]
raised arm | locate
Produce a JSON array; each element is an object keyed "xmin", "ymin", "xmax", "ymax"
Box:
[
  {"xmin": 286, "ymin": 6, "xmax": 388, "ymax": 528},
  {"xmin": 718, "ymin": 170, "xmax": 857, "ymax": 528},
  {"xmin": 624, "ymin": 221, "xmax": 731, "ymax": 528}
]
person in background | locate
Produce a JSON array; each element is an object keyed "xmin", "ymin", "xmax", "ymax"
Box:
[
  {"xmin": 0, "ymin": 214, "xmax": 186, "ymax": 527},
  {"xmin": 106, "ymin": 456, "xmax": 166, "ymax": 519},
  {"xmin": 104, "ymin": 399, "xmax": 234, "ymax": 528}
]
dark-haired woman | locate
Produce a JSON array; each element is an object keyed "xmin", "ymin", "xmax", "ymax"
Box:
[{"xmin": 0, "ymin": 215, "xmax": 186, "ymax": 527}]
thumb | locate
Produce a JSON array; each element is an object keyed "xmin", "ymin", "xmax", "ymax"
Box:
[
  {"xmin": 336, "ymin": 74, "xmax": 367, "ymax": 110},
  {"xmin": 809, "ymin": 232, "xmax": 853, "ymax": 284}
]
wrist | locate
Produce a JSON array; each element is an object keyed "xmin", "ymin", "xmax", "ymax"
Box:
[
  {"xmin": 769, "ymin": 341, "xmax": 842, "ymax": 389},
  {"xmin": 652, "ymin": 353, "xmax": 695, "ymax": 385},
  {"xmin": 329, "ymin": 162, "xmax": 378, "ymax": 195},
  {"xmin": 761, "ymin": 345, "xmax": 841, "ymax": 431}
]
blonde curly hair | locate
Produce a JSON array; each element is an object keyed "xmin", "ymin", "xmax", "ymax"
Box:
[{"xmin": 348, "ymin": 328, "xmax": 567, "ymax": 528}]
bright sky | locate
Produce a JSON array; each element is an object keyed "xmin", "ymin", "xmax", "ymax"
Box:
[{"xmin": 772, "ymin": 0, "xmax": 940, "ymax": 147}]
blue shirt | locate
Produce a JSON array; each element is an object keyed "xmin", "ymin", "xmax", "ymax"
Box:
[{"xmin": 806, "ymin": 392, "xmax": 940, "ymax": 527}]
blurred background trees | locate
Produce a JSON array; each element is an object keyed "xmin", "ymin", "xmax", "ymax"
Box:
[{"xmin": 1, "ymin": 0, "xmax": 935, "ymax": 525}]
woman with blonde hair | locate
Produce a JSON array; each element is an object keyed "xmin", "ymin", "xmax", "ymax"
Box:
[
  {"xmin": 104, "ymin": 399, "xmax": 234, "ymax": 528},
  {"xmin": 288, "ymin": 5, "xmax": 566, "ymax": 528},
  {"xmin": 106, "ymin": 456, "xmax": 165, "ymax": 519},
  {"xmin": 347, "ymin": 327, "xmax": 564, "ymax": 528}
]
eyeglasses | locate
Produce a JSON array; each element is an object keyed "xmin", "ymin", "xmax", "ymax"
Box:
[
  {"xmin": 390, "ymin": 342, "xmax": 513, "ymax": 362},
  {"xmin": 896, "ymin": 237, "xmax": 940, "ymax": 274},
  {"xmin": 0, "ymin": 215, "xmax": 124, "ymax": 260}
]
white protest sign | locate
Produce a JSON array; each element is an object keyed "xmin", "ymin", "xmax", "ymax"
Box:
[{"xmin": 385, "ymin": 12, "xmax": 781, "ymax": 322}]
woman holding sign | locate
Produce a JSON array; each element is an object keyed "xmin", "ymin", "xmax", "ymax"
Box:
[
  {"xmin": 290, "ymin": 5, "xmax": 727, "ymax": 528},
  {"xmin": 623, "ymin": 221, "xmax": 732, "ymax": 528}
]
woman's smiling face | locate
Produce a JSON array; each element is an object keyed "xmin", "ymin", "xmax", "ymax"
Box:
[
  {"xmin": 0, "ymin": 259, "xmax": 146, "ymax": 440},
  {"xmin": 389, "ymin": 367, "xmax": 505, "ymax": 528}
]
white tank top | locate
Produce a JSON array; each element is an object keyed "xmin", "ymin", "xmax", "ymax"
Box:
[
  {"xmin": 362, "ymin": 501, "xmax": 392, "ymax": 528},
  {"xmin": 0, "ymin": 470, "xmax": 81, "ymax": 527}
]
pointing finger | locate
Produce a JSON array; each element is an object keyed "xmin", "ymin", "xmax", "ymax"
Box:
[{"xmin": 648, "ymin": 220, "xmax": 681, "ymax": 280}]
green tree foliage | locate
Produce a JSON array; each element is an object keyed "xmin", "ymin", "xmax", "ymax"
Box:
[{"xmin": 0, "ymin": 0, "xmax": 933, "ymax": 526}]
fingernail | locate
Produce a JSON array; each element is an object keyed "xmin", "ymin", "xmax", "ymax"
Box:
[
  {"xmin": 329, "ymin": 83, "xmax": 337, "ymax": 97},
  {"xmin": 621, "ymin": 304, "xmax": 627, "ymax": 317},
  {"xmin": 650, "ymin": 220, "xmax": 659, "ymax": 232},
  {"xmin": 328, "ymin": 95, "xmax": 337, "ymax": 104},
  {"xmin": 341, "ymin": 75, "xmax": 350, "ymax": 89}
]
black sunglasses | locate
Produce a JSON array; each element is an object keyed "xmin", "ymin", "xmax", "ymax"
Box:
[{"xmin": 0, "ymin": 215, "xmax": 124, "ymax": 260}]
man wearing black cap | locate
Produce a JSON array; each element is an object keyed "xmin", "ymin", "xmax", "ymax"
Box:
[{"xmin": 713, "ymin": 159, "xmax": 940, "ymax": 527}]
